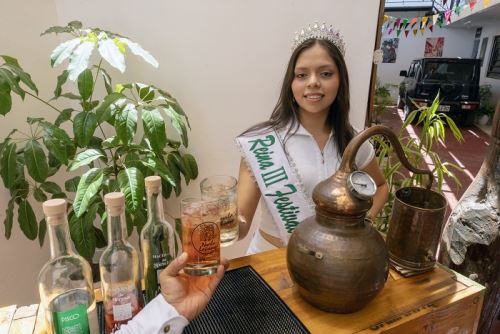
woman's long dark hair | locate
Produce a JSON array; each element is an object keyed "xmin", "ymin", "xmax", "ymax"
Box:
[{"xmin": 242, "ymin": 38, "xmax": 355, "ymax": 157}]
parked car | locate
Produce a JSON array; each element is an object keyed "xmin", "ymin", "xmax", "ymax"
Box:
[{"xmin": 398, "ymin": 58, "xmax": 481, "ymax": 126}]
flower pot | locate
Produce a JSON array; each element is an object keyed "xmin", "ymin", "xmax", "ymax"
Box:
[{"xmin": 477, "ymin": 114, "xmax": 490, "ymax": 126}]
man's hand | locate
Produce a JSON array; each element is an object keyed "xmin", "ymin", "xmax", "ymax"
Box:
[{"xmin": 159, "ymin": 253, "xmax": 228, "ymax": 321}]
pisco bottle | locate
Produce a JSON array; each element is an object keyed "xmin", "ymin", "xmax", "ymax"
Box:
[
  {"xmin": 100, "ymin": 192, "xmax": 144, "ymax": 333},
  {"xmin": 141, "ymin": 175, "xmax": 179, "ymax": 302},
  {"xmin": 38, "ymin": 199, "xmax": 98, "ymax": 334}
]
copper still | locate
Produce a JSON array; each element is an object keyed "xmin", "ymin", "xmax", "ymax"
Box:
[{"xmin": 287, "ymin": 125, "xmax": 436, "ymax": 313}]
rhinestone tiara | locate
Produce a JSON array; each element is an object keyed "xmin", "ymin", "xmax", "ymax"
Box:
[{"xmin": 291, "ymin": 22, "xmax": 346, "ymax": 56}]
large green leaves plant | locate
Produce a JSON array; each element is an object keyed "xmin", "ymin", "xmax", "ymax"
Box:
[
  {"xmin": 0, "ymin": 21, "xmax": 198, "ymax": 261},
  {"xmin": 373, "ymin": 93, "xmax": 464, "ymax": 232}
]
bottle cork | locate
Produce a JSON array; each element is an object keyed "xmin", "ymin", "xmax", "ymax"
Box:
[
  {"xmin": 145, "ymin": 175, "xmax": 161, "ymax": 193},
  {"xmin": 42, "ymin": 199, "xmax": 67, "ymax": 225},
  {"xmin": 104, "ymin": 192, "xmax": 125, "ymax": 216}
]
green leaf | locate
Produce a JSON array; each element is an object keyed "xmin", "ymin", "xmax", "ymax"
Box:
[
  {"xmin": 41, "ymin": 122, "xmax": 74, "ymax": 164},
  {"xmin": 73, "ymin": 168, "xmax": 104, "ymax": 217},
  {"xmin": 50, "ymin": 38, "xmax": 81, "ymax": 67},
  {"xmin": 18, "ymin": 200, "xmax": 38, "ymax": 240},
  {"xmin": 142, "ymin": 156, "xmax": 176, "ymax": 186},
  {"xmin": 98, "ymin": 39, "xmax": 125, "ymax": 73},
  {"xmin": 163, "ymin": 105, "xmax": 189, "ymax": 147},
  {"xmin": 119, "ymin": 38, "xmax": 159, "ymax": 68},
  {"xmin": 24, "ymin": 140, "xmax": 49, "ymax": 183},
  {"xmin": 95, "ymin": 92, "xmax": 126, "ymax": 124},
  {"xmin": 69, "ymin": 149, "xmax": 105, "ymax": 171},
  {"xmin": 27, "ymin": 117, "xmax": 44, "ymax": 124},
  {"xmin": 133, "ymin": 208, "xmax": 147, "ymax": 235},
  {"xmin": 142, "ymin": 108, "xmax": 166, "ymax": 152},
  {"xmin": 59, "ymin": 92, "xmax": 81, "ymax": 100},
  {"xmin": 65, "ymin": 176, "xmax": 80, "ymax": 192},
  {"xmin": 53, "ymin": 70, "xmax": 69, "ymax": 98},
  {"xmin": 41, "ymin": 181, "xmax": 62, "ymax": 194},
  {"xmin": 135, "ymin": 83, "xmax": 155, "ymax": 102},
  {"xmin": 38, "ymin": 218, "xmax": 47, "ymax": 247},
  {"xmin": 161, "ymin": 178, "xmax": 173, "ymax": 199},
  {"xmin": 4, "ymin": 63, "xmax": 38, "ymax": 95},
  {"xmin": 68, "ymin": 21, "xmax": 83, "ymax": 29},
  {"xmin": 0, "ymin": 90, "xmax": 12, "ymax": 115},
  {"xmin": 182, "ymin": 153, "xmax": 198, "ymax": 180},
  {"xmin": 0, "ymin": 68, "xmax": 24, "ymax": 99},
  {"xmin": 81, "ymin": 100, "xmax": 99, "ymax": 112},
  {"xmin": 118, "ymin": 167, "xmax": 144, "ymax": 213},
  {"xmin": 116, "ymin": 103, "xmax": 138, "ymax": 144},
  {"xmin": 4, "ymin": 199, "xmax": 14, "ymax": 239},
  {"xmin": 77, "ymin": 69, "xmax": 93, "ymax": 100},
  {"xmin": 69, "ymin": 204, "xmax": 97, "ymax": 261},
  {"xmin": 55, "ymin": 108, "xmax": 73, "ymax": 126},
  {"xmin": 99, "ymin": 67, "xmax": 113, "ymax": 94},
  {"xmin": 68, "ymin": 41, "xmax": 95, "ymax": 81},
  {"xmin": 94, "ymin": 227, "xmax": 107, "ymax": 248},
  {"xmin": 33, "ymin": 187, "xmax": 48, "ymax": 202},
  {"xmin": 73, "ymin": 111, "xmax": 97, "ymax": 147},
  {"xmin": 41, "ymin": 25, "xmax": 74, "ymax": 36},
  {"xmin": 0, "ymin": 55, "xmax": 21, "ymax": 67}
]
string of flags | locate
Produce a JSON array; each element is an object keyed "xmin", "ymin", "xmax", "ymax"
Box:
[{"xmin": 383, "ymin": 0, "xmax": 492, "ymax": 37}]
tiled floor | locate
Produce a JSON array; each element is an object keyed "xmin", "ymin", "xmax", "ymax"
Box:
[{"xmin": 377, "ymin": 106, "xmax": 491, "ymax": 218}]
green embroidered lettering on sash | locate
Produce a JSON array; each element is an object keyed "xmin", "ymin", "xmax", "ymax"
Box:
[{"xmin": 261, "ymin": 166, "xmax": 288, "ymax": 187}]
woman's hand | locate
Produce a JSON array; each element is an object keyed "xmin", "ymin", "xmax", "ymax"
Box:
[{"xmin": 159, "ymin": 253, "xmax": 229, "ymax": 321}]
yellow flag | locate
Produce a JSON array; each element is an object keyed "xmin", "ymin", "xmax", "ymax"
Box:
[
  {"xmin": 384, "ymin": 15, "xmax": 389, "ymax": 23},
  {"xmin": 413, "ymin": 29, "xmax": 418, "ymax": 36},
  {"xmin": 484, "ymin": 0, "xmax": 491, "ymax": 7},
  {"xmin": 420, "ymin": 27, "xmax": 425, "ymax": 35},
  {"xmin": 421, "ymin": 16, "xmax": 429, "ymax": 29}
]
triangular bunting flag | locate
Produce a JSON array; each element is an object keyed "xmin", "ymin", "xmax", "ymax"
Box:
[
  {"xmin": 420, "ymin": 27, "xmax": 425, "ymax": 35},
  {"xmin": 394, "ymin": 17, "xmax": 401, "ymax": 28},
  {"xmin": 384, "ymin": 15, "xmax": 389, "ymax": 23},
  {"xmin": 404, "ymin": 30, "xmax": 410, "ymax": 37},
  {"xmin": 388, "ymin": 28, "xmax": 393, "ymax": 35},
  {"xmin": 432, "ymin": 14, "xmax": 439, "ymax": 25},
  {"xmin": 421, "ymin": 16, "xmax": 429, "ymax": 28},
  {"xmin": 437, "ymin": 13, "xmax": 444, "ymax": 28},
  {"xmin": 454, "ymin": 4, "xmax": 462, "ymax": 15},
  {"xmin": 484, "ymin": 0, "xmax": 491, "ymax": 7},
  {"xmin": 469, "ymin": 0, "xmax": 477, "ymax": 10},
  {"xmin": 396, "ymin": 29, "xmax": 402, "ymax": 37},
  {"xmin": 445, "ymin": 10, "xmax": 452, "ymax": 24},
  {"xmin": 429, "ymin": 24, "xmax": 434, "ymax": 32},
  {"xmin": 443, "ymin": 0, "xmax": 448, "ymax": 5},
  {"xmin": 410, "ymin": 17, "xmax": 418, "ymax": 27},
  {"xmin": 413, "ymin": 29, "xmax": 418, "ymax": 37}
]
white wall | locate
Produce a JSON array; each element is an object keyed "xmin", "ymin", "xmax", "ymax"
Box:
[
  {"xmin": 377, "ymin": 10, "xmax": 476, "ymax": 93},
  {"xmin": 479, "ymin": 21, "xmax": 500, "ymax": 104},
  {"xmin": 1, "ymin": 0, "xmax": 381, "ymax": 305}
]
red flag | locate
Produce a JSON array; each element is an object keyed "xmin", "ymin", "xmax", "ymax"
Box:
[
  {"xmin": 429, "ymin": 24, "xmax": 434, "ymax": 32},
  {"xmin": 470, "ymin": 0, "xmax": 477, "ymax": 10},
  {"xmin": 404, "ymin": 30, "xmax": 410, "ymax": 37}
]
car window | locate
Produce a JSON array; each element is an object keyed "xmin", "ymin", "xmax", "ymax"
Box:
[
  {"xmin": 408, "ymin": 63, "xmax": 416, "ymax": 77},
  {"xmin": 423, "ymin": 61, "xmax": 476, "ymax": 82},
  {"xmin": 414, "ymin": 63, "xmax": 423, "ymax": 80}
]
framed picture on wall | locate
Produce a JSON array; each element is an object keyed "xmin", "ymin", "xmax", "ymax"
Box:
[
  {"xmin": 381, "ymin": 37, "xmax": 399, "ymax": 63},
  {"xmin": 424, "ymin": 37, "xmax": 445, "ymax": 57}
]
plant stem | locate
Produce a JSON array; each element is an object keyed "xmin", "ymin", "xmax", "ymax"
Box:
[
  {"xmin": 24, "ymin": 91, "xmax": 65, "ymax": 116},
  {"xmin": 89, "ymin": 59, "xmax": 102, "ymax": 105}
]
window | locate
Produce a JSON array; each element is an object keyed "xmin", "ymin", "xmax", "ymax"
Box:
[
  {"xmin": 487, "ymin": 35, "xmax": 500, "ymax": 79},
  {"xmin": 479, "ymin": 37, "xmax": 489, "ymax": 67}
]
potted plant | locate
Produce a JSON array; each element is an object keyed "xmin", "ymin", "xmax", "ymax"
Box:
[
  {"xmin": 373, "ymin": 80, "xmax": 393, "ymax": 124},
  {"xmin": 0, "ymin": 21, "xmax": 197, "ymax": 262},
  {"xmin": 476, "ymin": 85, "xmax": 495, "ymax": 126},
  {"xmin": 373, "ymin": 93, "xmax": 464, "ymax": 232}
]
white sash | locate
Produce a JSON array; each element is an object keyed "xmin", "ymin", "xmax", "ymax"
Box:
[{"xmin": 236, "ymin": 131, "xmax": 315, "ymax": 243}]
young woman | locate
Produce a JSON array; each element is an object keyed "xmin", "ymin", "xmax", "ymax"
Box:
[{"xmin": 236, "ymin": 24, "xmax": 389, "ymax": 255}]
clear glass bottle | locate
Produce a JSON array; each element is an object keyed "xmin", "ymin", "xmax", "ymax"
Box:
[
  {"xmin": 141, "ymin": 176, "xmax": 179, "ymax": 302},
  {"xmin": 100, "ymin": 192, "xmax": 143, "ymax": 333},
  {"xmin": 38, "ymin": 199, "xmax": 99, "ymax": 334}
]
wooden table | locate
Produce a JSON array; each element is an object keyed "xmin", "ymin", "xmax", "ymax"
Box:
[{"xmin": 1, "ymin": 248, "xmax": 485, "ymax": 334}]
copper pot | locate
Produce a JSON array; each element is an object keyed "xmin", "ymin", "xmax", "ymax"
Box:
[{"xmin": 287, "ymin": 125, "xmax": 434, "ymax": 313}]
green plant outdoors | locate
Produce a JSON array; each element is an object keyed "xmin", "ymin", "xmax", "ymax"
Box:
[
  {"xmin": 478, "ymin": 84, "xmax": 495, "ymax": 119},
  {"xmin": 373, "ymin": 81, "xmax": 393, "ymax": 124},
  {"xmin": 0, "ymin": 21, "xmax": 198, "ymax": 262},
  {"xmin": 372, "ymin": 92, "xmax": 464, "ymax": 232}
]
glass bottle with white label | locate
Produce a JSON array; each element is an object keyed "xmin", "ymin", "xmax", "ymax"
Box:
[
  {"xmin": 100, "ymin": 192, "xmax": 143, "ymax": 333},
  {"xmin": 141, "ymin": 176, "xmax": 179, "ymax": 303},
  {"xmin": 38, "ymin": 199, "xmax": 99, "ymax": 334}
]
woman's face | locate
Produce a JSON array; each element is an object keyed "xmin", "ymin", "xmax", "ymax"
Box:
[{"xmin": 291, "ymin": 43, "xmax": 340, "ymax": 118}]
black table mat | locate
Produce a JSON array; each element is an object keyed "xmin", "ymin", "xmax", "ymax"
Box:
[{"xmin": 97, "ymin": 265, "xmax": 309, "ymax": 333}]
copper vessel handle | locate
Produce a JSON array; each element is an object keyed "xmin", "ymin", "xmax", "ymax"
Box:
[{"xmin": 338, "ymin": 125, "xmax": 434, "ymax": 190}]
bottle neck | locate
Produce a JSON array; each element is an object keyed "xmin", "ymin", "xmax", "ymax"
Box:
[
  {"xmin": 147, "ymin": 189, "xmax": 164, "ymax": 223},
  {"xmin": 46, "ymin": 215, "xmax": 73, "ymax": 259},
  {"xmin": 107, "ymin": 209, "xmax": 127, "ymax": 244}
]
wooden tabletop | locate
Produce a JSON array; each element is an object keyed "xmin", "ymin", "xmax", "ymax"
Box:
[
  {"xmin": 1, "ymin": 247, "xmax": 485, "ymax": 334},
  {"xmin": 229, "ymin": 248, "xmax": 485, "ymax": 334}
]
